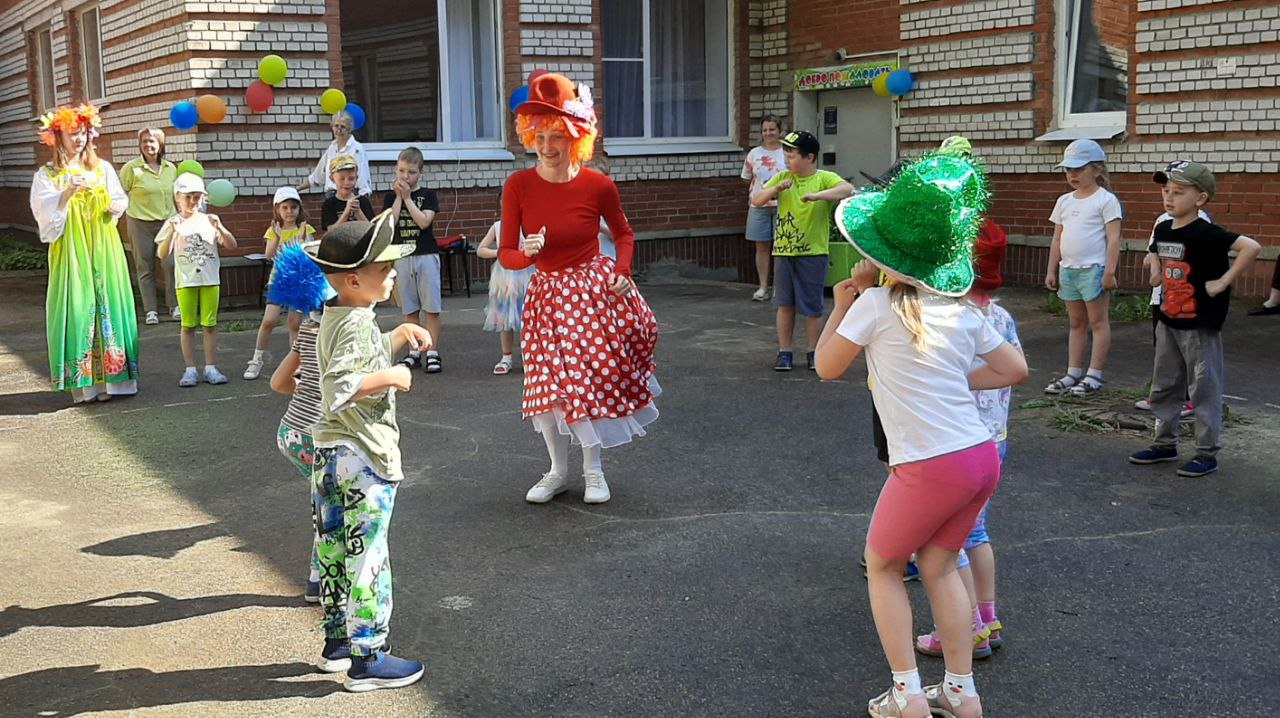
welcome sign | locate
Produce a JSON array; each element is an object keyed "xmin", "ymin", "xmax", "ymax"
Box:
[{"xmin": 795, "ymin": 60, "xmax": 899, "ymax": 91}]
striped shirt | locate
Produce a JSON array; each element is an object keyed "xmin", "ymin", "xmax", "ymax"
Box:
[{"xmin": 281, "ymin": 318, "xmax": 324, "ymax": 432}]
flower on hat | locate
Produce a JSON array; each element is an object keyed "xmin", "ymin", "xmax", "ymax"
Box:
[{"xmin": 37, "ymin": 104, "xmax": 101, "ymax": 147}]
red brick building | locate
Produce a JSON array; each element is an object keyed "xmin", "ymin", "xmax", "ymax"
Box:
[{"xmin": 0, "ymin": 0, "xmax": 1275, "ymax": 295}]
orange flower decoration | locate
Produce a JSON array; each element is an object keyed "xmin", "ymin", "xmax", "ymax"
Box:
[{"xmin": 37, "ymin": 104, "xmax": 102, "ymax": 147}]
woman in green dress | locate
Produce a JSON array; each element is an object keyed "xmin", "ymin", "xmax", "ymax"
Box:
[{"xmin": 29, "ymin": 104, "xmax": 139, "ymax": 403}]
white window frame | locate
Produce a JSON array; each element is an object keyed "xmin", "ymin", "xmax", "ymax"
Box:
[
  {"xmin": 33, "ymin": 25, "xmax": 56, "ymax": 112},
  {"xmin": 602, "ymin": 0, "xmax": 739, "ymax": 156},
  {"xmin": 77, "ymin": 4, "xmax": 106, "ymax": 103},
  {"xmin": 359, "ymin": 0, "xmax": 511, "ymax": 162},
  {"xmin": 1054, "ymin": 0, "xmax": 1126, "ymax": 131}
]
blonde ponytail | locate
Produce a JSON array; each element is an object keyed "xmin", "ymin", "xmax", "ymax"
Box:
[
  {"xmin": 1090, "ymin": 161, "xmax": 1110, "ymax": 191},
  {"xmin": 890, "ymin": 283, "xmax": 935, "ymax": 354}
]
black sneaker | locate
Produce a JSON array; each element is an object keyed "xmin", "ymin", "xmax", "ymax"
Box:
[
  {"xmin": 402, "ymin": 353, "xmax": 423, "ymax": 369},
  {"xmin": 806, "ymin": 350, "xmax": 816, "ymax": 371},
  {"xmin": 774, "ymin": 351, "xmax": 793, "ymax": 372},
  {"xmin": 1248, "ymin": 304, "xmax": 1280, "ymax": 316},
  {"xmin": 1128, "ymin": 445, "xmax": 1178, "ymax": 464},
  {"xmin": 345, "ymin": 649, "xmax": 425, "ymax": 693},
  {"xmin": 1176, "ymin": 455, "xmax": 1219, "ymax": 477}
]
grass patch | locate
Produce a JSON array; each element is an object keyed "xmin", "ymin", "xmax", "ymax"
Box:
[
  {"xmin": 0, "ymin": 234, "xmax": 47, "ymax": 271},
  {"xmin": 221, "ymin": 319, "xmax": 255, "ymax": 333},
  {"xmin": 1049, "ymin": 406, "xmax": 1116, "ymax": 433},
  {"xmin": 1040, "ymin": 293, "xmax": 1067, "ymax": 317},
  {"xmin": 1017, "ymin": 398, "xmax": 1056, "ymax": 410},
  {"xmin": 1038, "ymin": 292, "xmax": 1154, "ymax": 323}
]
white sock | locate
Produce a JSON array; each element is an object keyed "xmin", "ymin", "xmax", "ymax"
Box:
[
  {"xmin": 539, "ymin": 424, "xmax": 570, "ymax": 476},
  {"xmin": 408, "ymin": 349, "xmax": 421, "ymax": 358},
  {"xmin": 1067, "ymin": 366, "xmax": 1084, "ymax": 379},
  {"xmin": 1085, "ymin": 369, "xmax": 1104, "ymax": 381},
  {"xmin": 944, "ymin": 671, "xmax": 978, "ymax": 698},
  {"xmin": 252, "ymin": 349, "xmax": 265, "ymax": 361},
  {"xmin": 582, "ymin": 444, "xmax": 602, "ymax": 475},
  {"xmin": 185, "ymin": 366, "xmax": 197, "ymax": 373},
  {"xmin": 205, "ymin": 365, "xmax": 218, "ymax": 372},
  {"xmin": 426, "ymin": 350, "xmax": 439, "ymax": 358},
  {"xmin": 892, "ymin": 669, "xmax": 923, "ymax": 696}
]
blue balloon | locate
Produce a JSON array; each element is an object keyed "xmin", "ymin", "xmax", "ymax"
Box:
[
  {"xmin": 170, "ymin": 101, "xmax": 199, "ymax": 130},
  {"xmin": 509, "ymin": 86, "xmax": 530, "ymax": 114},
  {"xmin": 886, "ymin": 69, "xmax": 915, "ymax": 97},
  {"xmin": 347, "ymin": 102, "xmax": 367, "ymax": 130}
]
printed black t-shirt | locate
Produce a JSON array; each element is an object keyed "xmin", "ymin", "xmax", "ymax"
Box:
[
  {"xmin": 1149, "ymin": 217, "xmax": 1240, "ymax": 331},
  {"xmin": 321, "ymin": 194, "xmax": 375, "ymax": 230},
  {"xmin": 382, "ymin": 188, "xmax": 440, "ymax": 255}
]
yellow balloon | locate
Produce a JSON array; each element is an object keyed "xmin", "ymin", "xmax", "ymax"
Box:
[
  {"xmin": 258, "ymin": 55, "xmax": 288, "ymax": 86},
  {"xmin": 872, "ymin": 73, "xmax": 891, "ymax": 97},
  {"xmin": 320, "ymin": 89, "xmax": 348, "ymax": 115}
]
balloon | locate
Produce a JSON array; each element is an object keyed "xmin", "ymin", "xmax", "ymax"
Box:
[
  {"xmin": 195, "ymin": 94, "xmax": 227, "ymax": 124},
  {"xmin": 320, "ymin": 88, "xmax": 347, "ymax": 115},
  {"xmin": 509, "ymin": 86, "xmax": 530, "ymax": 114},
  {"xmin": 258, "ymin": 54, "xmax": 288, "ymax": 86},
  {"xmin": 528, "ymin": 69, "xmax": 549, "ymax": 85},
  {"xmin": 176, "ymin": 159, "xmax": 205, "ymax": 177},
  {"xmin": 872, "ymin": 72, "xmax": 891, "ymax": 97},
  {"xmin": 206, "ymin": 179, "xmax": 237, "ymax": 207},
  {"xmin": 170, "ymin": 101, "xmax": 198, "ymax": 131},
  {"xmin": 246, "ymin": 81, "xmax": 274, "ymax": 113},
  {"xmin": 346, "ymin": 102, "xmax": 366, "ymax": 130},
  {"xmin": 886, "ymin": 69, "xmax": 916, "ymax": 97}
]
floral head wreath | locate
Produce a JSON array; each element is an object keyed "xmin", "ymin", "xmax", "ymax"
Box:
[{"xmin": 37, "ymin": 104, "xmax": 102, "ymax": 148}]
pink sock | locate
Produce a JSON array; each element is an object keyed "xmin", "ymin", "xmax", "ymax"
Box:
[
  {"xmin": 979, "ymin": 601, "xmax": 998, "ymax": 626},
  {"xmin": 972, "ymin": 608, "xmax": 984, "ymax": 633}
]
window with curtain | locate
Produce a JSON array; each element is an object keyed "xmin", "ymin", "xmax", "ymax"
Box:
[
  {"xmin": 602, "ymin": 0, "xmax": 731, "ymax": 140},
  {"xmin": 339, "ymin": 0, "xmax": 501, "ymax": 144},
  {"xmin": 79, "ymin": 6, "xmax": 105, "ymax": 101},
  {"xmin": 1059, "ymin": 0, "xmax": 1128, "ymax": 125},
  {"xmin": 33, "ymin": 26, "xmax": 55, "ymax": 111}
]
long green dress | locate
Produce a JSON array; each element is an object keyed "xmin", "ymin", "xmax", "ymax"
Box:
[{"xmin": 30, "ymin": 162, "xmax": 140, "ymax": 401}]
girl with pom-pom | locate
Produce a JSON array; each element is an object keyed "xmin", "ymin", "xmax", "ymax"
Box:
[
  {"xmin": 267, "ymin": 241, "xmax": 335, "ymax": 604},
  {"xmin": 245, "ymin": 187, "xmax": 316, "ymax": 380}
]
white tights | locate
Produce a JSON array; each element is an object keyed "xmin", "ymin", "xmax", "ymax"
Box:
[{"xmin": 539, "ymin": 423, "xmax": 602, "ymax": 476}]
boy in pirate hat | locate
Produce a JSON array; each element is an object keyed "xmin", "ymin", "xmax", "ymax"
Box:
[{"xmin": 305, "ymin": 210, "xmax": 432, "ymax": 692}]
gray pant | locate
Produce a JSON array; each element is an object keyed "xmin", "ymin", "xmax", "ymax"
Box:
[
  {"xmin": 126, "ymin": 216, "xmax": 177, "ymax": 314},
  {"xmin": 1150, "ymin": 322, "xmax": 1224, "ymax": 457}
]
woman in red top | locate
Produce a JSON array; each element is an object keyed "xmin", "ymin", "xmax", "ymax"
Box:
[{"xmin": 501, "ymin": 73, "xmax": 660, "ymax": 505}]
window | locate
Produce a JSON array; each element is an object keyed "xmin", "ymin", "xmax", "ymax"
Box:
[
  {"xmin": 78, "ymin": 6, "xmax": 106, "ymax": 101},
  {"xmin": 1057, "ymin": 0, "xmax": 1128, "ymax": 128},
  {"xmin": 339, "ymin": 0, "xmax": 502, "ymax": 146},
  {"xmin": 602, "ymin": 0, "xmax": 731, "ymax": 141},
  {"xmin": 32, "ymin": 26, "xmax": 55, "ymax": 112}
]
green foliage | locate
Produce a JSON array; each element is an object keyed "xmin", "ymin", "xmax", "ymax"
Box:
[
  {"xmin": 0, "ymin": 235, "xmax": 48, "ymax": 271},
  {"xmin": 1039, "ymin": 292, "xmax": 1153, "ymax": 322}
]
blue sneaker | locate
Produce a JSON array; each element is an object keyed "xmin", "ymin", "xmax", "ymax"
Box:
[
  {"xmin": 774, "ymin": 351, "xmax": 794, "ymax": 372},
  {"xmin": 903, "ymin": 560, "xmax": 921, "ymax": 582},
  {"xmin": 345, "ymin": 650, "xmax": 425, "ymax": 693},
  {"xmin": 317, "ymin": 637, "xmax": 352, "ymax": 673},
  {"xmin": 304, "ymin": 580, "xmax": 320, "ymax": 604},
  {"xmin": 1129, "ymin": 445, "xmax": 1178, "ymax": 464},
  {"xmin": 1177, "ymin": 455, "xmax": 1219, "ymax": 477}
]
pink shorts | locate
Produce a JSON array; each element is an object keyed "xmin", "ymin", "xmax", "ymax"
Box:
[{"xmin": 866, "ymin": 442, "xmax": 1001, "ymax": 561}]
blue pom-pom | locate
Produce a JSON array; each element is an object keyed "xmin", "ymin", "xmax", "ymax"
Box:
[{"xmin": 267, "ymin": 243, "xmax": 334, "ymax": 313}]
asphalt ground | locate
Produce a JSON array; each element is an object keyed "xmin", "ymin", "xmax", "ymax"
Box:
[{"xmin": 1, "ymin": 270, "xmax": 1278, "ymax": 717}]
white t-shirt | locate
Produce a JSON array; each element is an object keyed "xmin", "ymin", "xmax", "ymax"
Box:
[
  {"xmin": 1049, "ymin": 187, "xmax": 1123, "ymax": 268},
  {"xmin": 971, "ymin": 302, "xmax": 1021, "ymax": 443},
  {"xmin": 837, "ymin": 287, "xmax": 1005, "ymax": 465},
  {"xmin": 156, "ymin": 213, "xmax": 222, "ymax": 289},
  {"xmin": 742, "ymin": 146, "xmax": 787, "ymax": 207}
]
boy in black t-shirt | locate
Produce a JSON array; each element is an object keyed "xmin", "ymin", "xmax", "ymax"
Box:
[
  {"xmin": 1129, "ymin": 161, "xmax": 1260, "ymax": 477},
  {"xmin": 320, "ymin": 154, "xmax": 374, "ymax": 230},
  {"xmin": 383, "ymin": 147, "xmax": 443, "ymax": 372}
]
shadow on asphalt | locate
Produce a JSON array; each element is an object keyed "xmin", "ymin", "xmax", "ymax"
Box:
[
  {"xmin": 82, "ymin": 523, "xmax": 231, "ymax": 559},
  {"xmin": 0, "ymin": 662, "xmax": 342, "ymax": 715},
  {"xmin": 0, "ymin": 390, "xmax": 73, "ymax": 416},
  {"xmin": 0, "ymin": 592, "xmax": 302, "ymax": 638}
]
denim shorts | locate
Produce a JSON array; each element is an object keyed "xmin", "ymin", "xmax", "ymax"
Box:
[
  {"xmin": 1057, "ymin": 264, "xmax": 1105, "ymax": 302},
  {"xmin": 773, "ymin": 255, "xmax": 827, "ymax": 317},
  {"xmin": 745, "ymin": 206, "xmax": 776, "ymax": 242}
]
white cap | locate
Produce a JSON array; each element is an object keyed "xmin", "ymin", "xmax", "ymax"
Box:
[
  {"xmin": 174, "ymin": 173, "xmax": 206, "ymax": 195},
  {"xmin": 1055, "ymin": 139, "xmax": 1107, "ymax": 169},
  {"xmin": 273, "ymin": 186, "xmax": 301, "ymax": 205}
]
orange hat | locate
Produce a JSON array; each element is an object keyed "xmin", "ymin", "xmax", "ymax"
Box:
[{"xmin": 515, "ymin": 73, "xmax": 596, "ymax": 138}]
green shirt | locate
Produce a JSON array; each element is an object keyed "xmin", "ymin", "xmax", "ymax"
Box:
[
  {"xmin": 119, "ymin": 157, "xmax": 177, "ymax": 221},
  {"xmin": 313, "ymin": 305, "xmax": 402, "ymax": 481},
  {"xmin": 766, "ymin": 170, "xmax": 845, "ymax": 257}
]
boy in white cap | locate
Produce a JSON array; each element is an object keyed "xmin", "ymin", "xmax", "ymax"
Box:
[{"xmin": 156, "ymin": 172, "xmax": 238, "ymax": 386}]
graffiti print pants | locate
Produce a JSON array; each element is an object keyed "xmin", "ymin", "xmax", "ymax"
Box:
[{"xmin": 312, "ymin": 445, "xmax": 398, "ymax": 657}]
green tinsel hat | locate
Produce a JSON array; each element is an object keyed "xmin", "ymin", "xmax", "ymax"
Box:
[{"xmin": 835, "ymin": 152, "xmax": 990, "ymax": 297}]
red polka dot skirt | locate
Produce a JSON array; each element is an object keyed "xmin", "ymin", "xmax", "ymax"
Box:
[{"xmin": 520, "ymin": 254, "xmax": 660, "ymax": 447}]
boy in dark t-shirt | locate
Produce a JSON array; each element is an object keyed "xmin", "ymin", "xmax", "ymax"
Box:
[
  {"xmin": 382, "ymin": 146, "xmax": 443, "ymax": 372},
  {"xmin": 1129, "ymin": 161, "xmax": 1260, "ymax": 478},
  {"xmin": 320, "ymin": 154, "xmax": 374, "ymax": 230}
]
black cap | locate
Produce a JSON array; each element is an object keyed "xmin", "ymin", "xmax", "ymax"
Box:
[
  {"xmin": 781, "ymin": 130, "xmax": 820, "ymax": 158},
  {"xmin": 305, "ymin": 209, "xmax": 414, "ymax": 273}
]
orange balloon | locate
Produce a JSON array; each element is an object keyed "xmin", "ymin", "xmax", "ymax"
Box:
[{"xmin": 196, "ymin": 94, "xmax": 227, "ymax": 124}]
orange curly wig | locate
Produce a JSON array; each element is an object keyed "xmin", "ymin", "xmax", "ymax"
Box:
[{"xmin": 516, "ymin": 113, "xmax": 597, "ymax": 166}]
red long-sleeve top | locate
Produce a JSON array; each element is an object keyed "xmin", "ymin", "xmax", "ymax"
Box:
[{"xmin": 499, "ymin": 167, "xmax": 636, "ymax": 276}]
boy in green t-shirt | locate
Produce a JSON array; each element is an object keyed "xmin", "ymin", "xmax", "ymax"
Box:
[{"xmin": 752, "ymin": 130, "xmax": 854, "ymax": 371}]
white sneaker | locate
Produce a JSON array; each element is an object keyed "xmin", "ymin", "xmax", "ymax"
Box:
[
  {"xmin": 179, "ymin": 367, "xmax": 199, "ymax": 387},
  {"xmin": 583, "ymin": 470, "xmax": 611, "ymax": 504},
  {"xmin": 244, "ymin": 358, "xmax": 264, "ymax": 380},
  {"xmin": 204, "ymin": 366, "xmax": 228, "ymax": 385},
  {"xmin": 751, "ymin": 287, "xmax": 768, "ymax": 302},
  {"xmin": 525, "ymin": 472, "xmax": 568, "ymax": 503},
  {"xmin": 171, "ymin": 306, "xmax": 182, "ymax": 320},
  {"xmin": 1134, "ymin": 398, "xmax": 1152, "ymax": 411},
  {"xmin": 144, "ymin": 311, "xmax": 159, "ymax": 325}
]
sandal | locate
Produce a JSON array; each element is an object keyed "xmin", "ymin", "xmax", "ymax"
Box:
[
  {"xmin": 493, "ymin": 357, "xmax": 513, "ymax": 375},
  {"xmin": 915, "ymin": 628, "xmax": 993, "ymax": 660},
  {"xmin": 1069, "ymin": 375, "xmax": 1105, "ymax": 396},
  {"xmin": 424, "ymin": 354, "xmax": 442, "ymax": 374},
  {"xmin": 1044, "ymin": 374, "xmax": 1080, "ymax": 395}
]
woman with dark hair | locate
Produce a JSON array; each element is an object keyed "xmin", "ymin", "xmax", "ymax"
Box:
[{"xmin": 500, "ymin": 74, "xmax": 660, "ymax": 505}]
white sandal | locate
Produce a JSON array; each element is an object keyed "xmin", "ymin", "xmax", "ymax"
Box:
[
  {"xmin": 1044, "ymin": 374, "xmax": 1080, "ymax": 395},
  {"xmin": 492, "ymin": 357, "xmax": 514, "ymax": 375}
]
